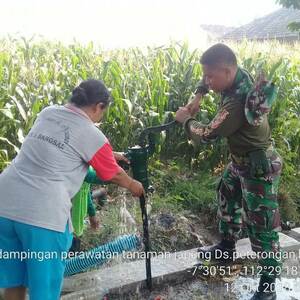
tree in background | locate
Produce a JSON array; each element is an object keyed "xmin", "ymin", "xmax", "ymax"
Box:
[{"xmin": 276, "ymin": 0, "xmax": 300, "ymax": 31}]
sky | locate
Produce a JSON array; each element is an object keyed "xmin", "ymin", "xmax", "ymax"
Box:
[{"xmin": 0, "ymin": 0, "xmax": 280, "ymax": 48}]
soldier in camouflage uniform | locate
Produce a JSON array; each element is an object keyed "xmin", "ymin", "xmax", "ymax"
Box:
[{"xmin": 175, "ymin": 44, "xmax": 282, "ymax": 300}]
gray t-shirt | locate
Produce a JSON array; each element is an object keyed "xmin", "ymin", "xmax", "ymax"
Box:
[{"xmin": 0, "ymin": 105, "xmax": 111, "ymax": 232}]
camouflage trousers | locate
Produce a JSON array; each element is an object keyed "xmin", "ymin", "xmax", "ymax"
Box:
[{"xmin": 217, "ymin": 151, "xmax": 282, "ymax": 278}]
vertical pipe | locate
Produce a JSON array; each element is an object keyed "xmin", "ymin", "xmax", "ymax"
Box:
[{"xmin": 139, "ymin": 194, "xmax": 152, "ymax": 289}]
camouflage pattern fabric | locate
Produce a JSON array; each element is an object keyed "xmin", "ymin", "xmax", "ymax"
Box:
[
  {"xmin": 185, "ymin": 66, "xmax": 282, "ymax": 278},
  {"xmin": 218, "ymin": 150, "xmax": 282, "ymax": 278},
  {"xmin": 184, "ymin": 68, "xmax": 274, "ymax": 156},
  {"xmin": 193, "ymin": 67, "xmax": 278, "ymax": 126},
  {"xmin": 232, "ymin": 68, "xmax": 278, "ymax": 126}
]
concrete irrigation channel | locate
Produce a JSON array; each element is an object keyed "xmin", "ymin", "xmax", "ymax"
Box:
[
  {"xmin": 60, "ymin": 228, "xmax": 300, "ymax": 300},
  {"xmin": 1, "ymin": 229, "xmax": 300, "ymax": 300}
]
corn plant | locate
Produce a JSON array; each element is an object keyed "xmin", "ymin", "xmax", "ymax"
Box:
[{"xmin": 0, "ymin": 37, "xmax": 299, "ymax": 180}]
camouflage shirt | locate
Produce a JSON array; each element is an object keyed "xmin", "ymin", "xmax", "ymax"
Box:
[{"xmin": 184, "ymin": 68, "xmax": 272, "ymax": 156}]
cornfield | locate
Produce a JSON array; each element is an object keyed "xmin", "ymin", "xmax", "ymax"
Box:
[{"xmin": 0, "ymin": 37, "xmax": 299, "ymax": 180}]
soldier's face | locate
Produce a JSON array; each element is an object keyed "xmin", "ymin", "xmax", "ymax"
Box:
[{"xmin": 202, "ymin": 64, "xmax": 234, "ymax": 92}]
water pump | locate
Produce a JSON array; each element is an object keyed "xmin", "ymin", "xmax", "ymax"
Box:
[{"xmin": 121, "ymin": 120, "xmax": 176, "ymax": 290}]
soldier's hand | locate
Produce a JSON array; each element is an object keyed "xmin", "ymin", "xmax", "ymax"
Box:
[
  {"xmin": 248, "ymin": 149, "xmax": 271, "ymax": 178},
  {"xmin": 185, "ymin": 94, "xmax": 202, "ymax": 117},
  {"xmin": 175, "ymin": 107, "xmax": 192, "ymax": 124}
]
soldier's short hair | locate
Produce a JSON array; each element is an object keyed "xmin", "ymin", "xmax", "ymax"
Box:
[{"xmin": 200, "ymin": 43, "xmax": 237, "ymax": 67}]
